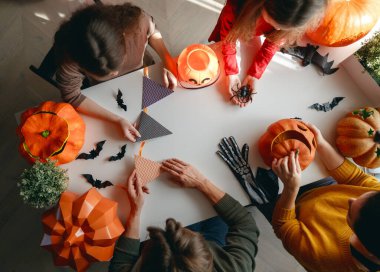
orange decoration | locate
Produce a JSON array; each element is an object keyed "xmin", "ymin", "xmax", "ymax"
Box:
[
  {"xmin": 177, "ymin": 44, "xmax": 220, "ymax": 88},
  {"xmin": 306, "ymin": 0, "xmax": 380, "ymax": 47},
  {"xmin": 258, "ymin": 119, "xmax": 317, "ymax": 170},
  {"xmin": 135, "ymin": 155, "xmax": 162, "ymax": 185},
  {"xmin": 336, "ymin": 107, "xmax": 380, "ymax": 168},
  {"xmin": 18, "ymin": 101, "xmax": 85, "ymax": 165},
  {"xmin": 41, "ymin": 188, "xmax": 124, "ymax": 271}
]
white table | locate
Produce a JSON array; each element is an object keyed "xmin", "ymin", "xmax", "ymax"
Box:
[{"xmin": 63, "ymin": 42, "xmax": 371, "ymax": 238}]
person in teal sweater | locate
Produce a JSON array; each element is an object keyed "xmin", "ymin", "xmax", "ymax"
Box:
[{"xmin": 109, "ymin": 158, "xmax": 259, "ymax": 272}]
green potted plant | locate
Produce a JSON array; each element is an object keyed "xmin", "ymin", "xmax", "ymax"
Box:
[
  {"xmin": 18, "ymin": 160, "xmax": 69, "ymax": 208},
  {"xmin": 355, "ymin": 31, "xmax": 380, "ymax": 86}
]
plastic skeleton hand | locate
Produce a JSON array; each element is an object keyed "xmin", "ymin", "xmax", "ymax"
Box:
[{"xmin": 216, "ymin": 136, "xmax": 269, "ymax": 205}]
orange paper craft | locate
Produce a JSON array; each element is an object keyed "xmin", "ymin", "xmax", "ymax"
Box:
[
  {"xmin": 135, "ymin": 155, "xmax": 162, "ymax": 185},
  {"xmin": 41, "ymin": 188, "xmax": 124, "ymax": 272}
]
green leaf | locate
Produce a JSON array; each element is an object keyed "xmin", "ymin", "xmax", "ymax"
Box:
[{"xmin": 368, "ymin": 128, "xmax": 375, "ymax": 136}]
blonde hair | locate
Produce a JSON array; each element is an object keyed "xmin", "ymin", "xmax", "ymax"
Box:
[{"xmin": 227, "ymin": 0, "xmax": 326, "ymax": 46}]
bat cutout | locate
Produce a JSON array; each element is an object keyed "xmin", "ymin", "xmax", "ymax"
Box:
[
  {"xmin": 280, "ymin": 44, "xmax": 339, "ymax": 75},
  {"xmin": 309, "ymin": 97, "xmax": 345, "ymax": 112},
  {"xmin": 76, "ymin": 140, "xmax": 106, "ymax": 160},
  {"xmin": 82, "ymin": 174, "xmax": 113, "ymax": 189},
  {"xmin": 108, "ymin": 144, "xmax": 127, "ymax": 161},
  {"xmin": 116, "ymin": 89, "xmax": 127, "ymax": 111}
]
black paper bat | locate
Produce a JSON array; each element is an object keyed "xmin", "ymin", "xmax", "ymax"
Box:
[
  {"xmin": 116, "ymin": 89, "xmax": 127, "ymax": 111},
  {"xmin": 309, "ymin": 97, "xmax": 345, "ymax": 112},
  {"xmin": 82, "ymin": 174, "xmax": 113, "ymax": 189},
  {"xmin": 280, "ymin": 44, "xmax": 339, "ymax": 75},
  {"xmin": 108, "ymin": 144, "xmax": 127, "ymax": 161},
  {"xmin": 76, "ymin": 140, "xmax": 106, "ymax": 160}
]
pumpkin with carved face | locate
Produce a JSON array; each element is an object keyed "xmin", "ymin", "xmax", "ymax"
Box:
[
  {"xmin": 18, "ymin": 101, "xmax": 85, "ymax": 165},
  {"xmin": 258, "ymin": 119, "xmax": 317, "ymax": 170},
  {"xmin": 177, "ymin": 44, "xmax": 220, "ymax": 89}
]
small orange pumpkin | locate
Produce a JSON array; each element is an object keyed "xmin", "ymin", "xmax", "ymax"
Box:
[
  {"xmin": 18, "ymin": 101, "xmax": 85, "ymax": 165},
  {"xmin": 177, "ymin": 44, "xmax": 220, "ymax": 89},
  {"xmin": 306, "ymin": 0, "xmax": 379, "ymax": 47},
  {"xmin": 258, "ymin": 119, "xmax": 317, "ymax": 170},
  {"xmin": 336, "ymin": 107, "xmax": 380, "ymax": 168}
]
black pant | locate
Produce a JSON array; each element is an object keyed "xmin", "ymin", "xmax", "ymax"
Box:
[{"xmin": 256, "ymin": 176, "xmax": 337, "ymax": 223}]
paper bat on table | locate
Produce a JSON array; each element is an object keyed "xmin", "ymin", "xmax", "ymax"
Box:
[
  {"xmin": 76, "ymin": 140, "xmax": 106, "ymax": 160},
  {"xmin": 108, "ymin": 144, "xmax": 127, "ymax": 161},
  {"xmin": 309, "ymin": 97, "xmax": 345, "ymax": 112},
  {"xmin": 116, "ymin": 89, "xmax": 127, "ymax": 111},
  {"xmin": 82, "ymin": 174, "xmax": 113, "ymax": 189},
  {"xmin": 280, "ymin": 44, "xmax": 339, "ymax": 75}
]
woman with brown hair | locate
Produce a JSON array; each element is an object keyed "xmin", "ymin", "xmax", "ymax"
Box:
[
  {"xmin": 109, "ymin": 159, "xmax": 259, "ymax": 272},
  {"xmin": 209, "ymin": 0, "xmax": 326, "ymax": 107},
  {"xmin": 54, "ymin": 3, "xmax": 177, "ymax": 142}
]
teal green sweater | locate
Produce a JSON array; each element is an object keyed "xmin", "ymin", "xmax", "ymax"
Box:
[{"xmin": 109, "ymin": 194, "xmax": 259, "ymax": 272}]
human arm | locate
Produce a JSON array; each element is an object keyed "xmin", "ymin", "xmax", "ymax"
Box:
[
  {"xmin": 56, "ymin": 62, "xmax": 140, "ymax": 142},
  {"xmin": 161, "ymin": 158, "xmax": 259, "ymax": 271},
  {"xmin": 161, "ymin": 158, "xmax": 224, "ymax": 204},
  {"xmin": 77, "ymin": 98, "xmax": 140, "ymax": 142},
  {"xmin": 306, "ymin": 122, "xmax": 380, "ymax": 187},
  {"xmin": 246, "ymin": 38, "xmax": 279, "ymax": 80},
  {"xmin": 147, "ymin": 18, "xmax": 177, "ymax": 89},
  {"xmin": 109, "ymin": 170, "xmax": 149, "ymax": 272}
]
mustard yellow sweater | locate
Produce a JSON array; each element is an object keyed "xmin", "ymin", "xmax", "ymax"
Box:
[{"xmin": 272, "ymin": 159, "xmax": 380, "ymax": 272}]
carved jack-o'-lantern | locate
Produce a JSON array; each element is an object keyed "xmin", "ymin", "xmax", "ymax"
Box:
[
  {"xmin": 17, "ymin": 101, "xmax": 85, "ymax": 165},
  {"xmin": 258, "ymin": 119, "xmax": 317, "ymax": 170},
  {"xmin": 177, "ymin": 44, "xmax": 220, "ymax": 89}
]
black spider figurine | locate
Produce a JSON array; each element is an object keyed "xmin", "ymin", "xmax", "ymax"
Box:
[{"xmin": 230, "ymin": 84, "xmax": 256, "ymax": 104}]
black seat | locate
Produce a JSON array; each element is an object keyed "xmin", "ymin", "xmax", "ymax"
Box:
[{"xmin": 29, "ymin": 0, "xmax": 103, "ymax": 88}]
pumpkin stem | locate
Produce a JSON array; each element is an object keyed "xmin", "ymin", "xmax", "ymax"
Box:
[
  {"xmin": 41, "ymin": 130, "xmax": 50, "ymax": 138},
  {"xmin": 374, "ymin": 131, "xmax": 380, "ymax": 143}
]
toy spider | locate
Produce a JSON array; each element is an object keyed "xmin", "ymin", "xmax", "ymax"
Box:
[{"xmin": 230, "ymin": 84, "xmax": 257, "ymax": 104}]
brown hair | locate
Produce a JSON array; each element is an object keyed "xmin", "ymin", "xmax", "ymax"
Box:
[
  {"xmin": 227, "ymin": 0, "xmax": 327, "ymax": 46},
  {"xmin": 354, "ymin": 191, "xmax": 380, "ymax": 259},
  {"xmin": 54, "ymin": 3, "xmax": 142, "ymax": 76},
  {"xmin": 140, "ymin": 218, "xmax": 213, "ymax": 272}
]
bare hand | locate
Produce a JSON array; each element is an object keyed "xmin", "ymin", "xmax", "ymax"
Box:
[
  {"xmin": 161, "ymin": 158, "xmax": 208, "ymax": 189},
  {"xmin": 227, "ymin": 74, "xmax": 241, "ymax": 106},
  {"xmin": 163, "ymin": 57, "xmax": 178, "ymax": 90},
  {"xmin": 118, "ymin": 119, "xmax": 141, "ymax": 142},
  {"xmin": 272, "ymin": 151, "xmax": 301, "ymax": 192},
  {"xmin": 126, "ymin": 170, "xmax": 149, "ymax": 217},
  {"xmin": 303, "ymin": 121, "xmax": 327, "ymax": 148}
]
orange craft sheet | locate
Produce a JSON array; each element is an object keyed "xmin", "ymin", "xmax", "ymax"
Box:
[
  {"xmin": 41, "ymin": 188, "xmax": 124, "ymax": 272},
  {"xmin": 134, "ymin": 155, "xmax": 162, "ymax": 186}
]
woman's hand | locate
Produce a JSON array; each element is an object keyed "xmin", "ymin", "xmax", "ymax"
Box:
[
  {"xmin": 161, "ymin": 158, "xmax": 208, "ymax": 189},
  {"xmin": 126, "ymin": 169, "xmax": 149, "ymax": 218},
  {"xmin": 272, "ymin": 151, "xmax": 301, "ymax": 192},
  {"xmin": 118, "ymin": 118, "xmax": 141, "ymax": 142}
]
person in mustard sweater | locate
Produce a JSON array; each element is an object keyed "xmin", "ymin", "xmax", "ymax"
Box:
[
  {"xmin": 109, "ymin": 158, "xmax": 259, "ymax": 272},
  {"xmin": 271, "ymin": 123, "xmax": 380, "ymax": 272}
]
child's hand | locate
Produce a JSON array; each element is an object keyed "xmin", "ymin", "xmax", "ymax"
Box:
[
  {"xmin": 163, "ymin": 57, "xmax": 178, "ymax": 90},
  {"xmin": 118, "ymin": 118, "xmax": 141, "ymax": 142},
  {"xmin": 272, "ymin": 151, "xmax": 301, "ymax": 192},
  {"xmin": 228, "ymin": 74, "xmax": 241, "ymax": 105},
  {"xmin": 303, "ymin": 121, "xmax": 327, "ymax": 148}
]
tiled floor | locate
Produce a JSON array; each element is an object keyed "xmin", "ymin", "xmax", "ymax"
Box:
[{"xmin": 0, "ymin": 0, "xmax": 305, "ymax": 271}]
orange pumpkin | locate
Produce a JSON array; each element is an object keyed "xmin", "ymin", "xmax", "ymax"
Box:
[
  {"xmin": 306, "ymin": 0, "xmax": 380, "ymax": 47},
  {"xmin": 258, "ymin": 119, "xmax": 317, "ymax": 170},
  {"xmin": 177, "ymin": 44, "xmax": 220, "ymax": 89},
  {"xmin": 336, "ymin": 107, "xmax": 380, "ymax": 168},
  {"xmin": 18, "ymin": 101, "xmax": 85, "ymax": 165}
]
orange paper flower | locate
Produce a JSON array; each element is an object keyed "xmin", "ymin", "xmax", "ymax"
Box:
[{"xmin": 41, "ymin": 188, "xmax": 124, "ymax": 271}]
